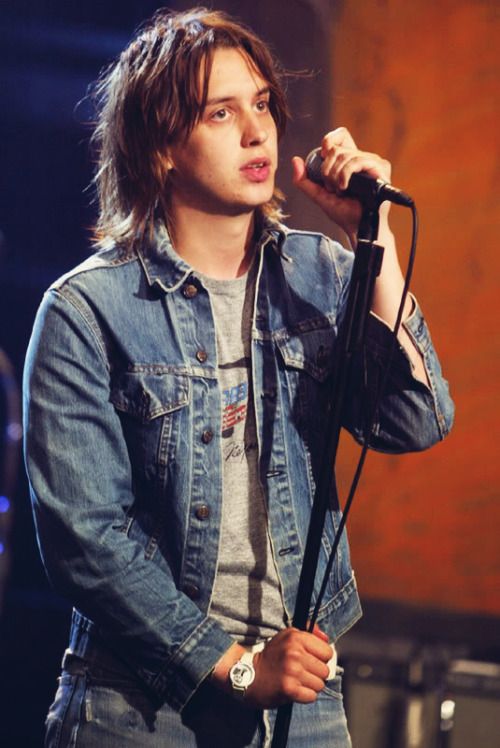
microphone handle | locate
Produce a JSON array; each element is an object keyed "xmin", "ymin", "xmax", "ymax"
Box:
[{"xmin": 305, "ymin": 148, "xmax": 413, "ymax": 207}]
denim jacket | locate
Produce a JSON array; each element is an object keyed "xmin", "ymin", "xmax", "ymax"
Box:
[{"xmin": 23, "ymin": 223, "xmax": 454, "ymax": 711}]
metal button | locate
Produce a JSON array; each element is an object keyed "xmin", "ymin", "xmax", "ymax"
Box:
[
  {"xmin": 183, "ymin": 584, "xmax": 200, "ymax": 600},
  {"xmin": 201, "ymin": 429, "xmax": 214, "ymax": 444},
  {"xmin": 183, "ymin": 283, "xmax": 198, "ymax": 299},
  {"xmin": 196, "ymin": 349, "xmax": 208, "ymax": 363},
  {"xmin": 195, "ymin": 505, "xmax": 210, "ymax": 520}
]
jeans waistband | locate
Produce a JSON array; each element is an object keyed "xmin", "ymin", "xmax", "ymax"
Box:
[{"xmin": 64, "ymin": 608, "xmax": 131, "ymax": 677}]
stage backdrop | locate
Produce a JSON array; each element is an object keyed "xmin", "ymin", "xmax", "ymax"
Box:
[{"xmin": 325, "ymin": 0, "xmax": 500, "ymax": 618}]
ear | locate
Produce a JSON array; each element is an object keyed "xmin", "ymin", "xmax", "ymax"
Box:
[
  {"xmin": 162, "ymin": 146, "xmax": 176, "ymax": 172},
  {"xmin": 157, "ymin": 152, "xmax": 176, "ymax": 186}
]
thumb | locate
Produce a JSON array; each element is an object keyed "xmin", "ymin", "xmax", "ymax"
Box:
[
  {"xmin": 291, "ymin": 155, "xmax": 326, "ymax": 202},
  {"xmin": 291, "ymin": 155, "xmax": 306, "ymax": 183}
]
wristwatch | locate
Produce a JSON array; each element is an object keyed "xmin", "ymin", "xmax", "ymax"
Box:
[{"xmin": 229, "ymin": 651, "xmax": 256, "ymax": 699}]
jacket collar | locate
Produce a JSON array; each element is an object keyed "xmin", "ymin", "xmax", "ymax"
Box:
[{"xmin": 136, "ymin": 219, "xmax": 288, "ymax": 293}]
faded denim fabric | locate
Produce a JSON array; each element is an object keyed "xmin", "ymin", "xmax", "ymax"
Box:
[
  {"xmin": 23, "ymin": 223, "xmax": 454, "ymax": 715},
  {"xmin": 45, "ymin": 648, "xmax": 351, "ymax": 747}
]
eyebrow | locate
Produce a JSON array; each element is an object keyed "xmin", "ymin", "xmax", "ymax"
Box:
[{"xmin": 205, "ymin": 86, "xmax": 270, "ymax": 107}]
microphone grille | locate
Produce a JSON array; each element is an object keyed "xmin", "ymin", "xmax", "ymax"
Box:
[{"xmin": 305, "ymin": 148, "xmax": 324, "ymax": 186}]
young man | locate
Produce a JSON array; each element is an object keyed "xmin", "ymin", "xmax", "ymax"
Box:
[{"xmin": 23, "ymin": 8, "xmax": 454, "ymax": 747}]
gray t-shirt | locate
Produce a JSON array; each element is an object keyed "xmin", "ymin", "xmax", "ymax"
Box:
[{"xmin": 201, "ymin": 263, "xmax": 286, "ymax": 645}]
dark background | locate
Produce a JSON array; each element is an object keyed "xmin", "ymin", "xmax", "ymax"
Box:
[{"xmin": 0, "ymin": 2, "xmax": 332, "ymax": 745}]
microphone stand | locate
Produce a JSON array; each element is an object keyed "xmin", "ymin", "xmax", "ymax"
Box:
[{"xmin": 271, "ymin": 199, "xmax": 384, "ymax": 748}]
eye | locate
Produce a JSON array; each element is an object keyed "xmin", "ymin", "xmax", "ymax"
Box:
[
  {"xmin": 210, "ymin": 108, "xmax": 229, "ymax": 121},
  {"xmin": 256, "ymin": 99, "xmax": 270, "ymax": 113}
]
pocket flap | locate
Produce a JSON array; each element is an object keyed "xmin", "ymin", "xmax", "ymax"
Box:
[
  {"xmin": 275, "ymin": 327, "xmax": 334, "ymax": 382},
  {"xmin": 110, "ymin": 370, "xmax": 190, "ymax": 421}
]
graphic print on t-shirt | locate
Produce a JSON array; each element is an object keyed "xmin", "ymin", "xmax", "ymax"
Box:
[{"xmin": 222, "ymin": 381, "xmax": 248, "ymax": 437}]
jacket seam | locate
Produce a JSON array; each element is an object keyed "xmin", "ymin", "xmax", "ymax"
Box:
[{"xmin": 51, "ymin": 288, "xmax": 110, "ymax": 372}]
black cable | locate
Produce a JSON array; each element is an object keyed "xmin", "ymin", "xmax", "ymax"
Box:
[
  {"xmin": 271, "ymin": 203, "xmax": 419, "ymax": 748},
  {"xmin": 308, "ymin": 201, "xmax": 419, "ymax": 631}
]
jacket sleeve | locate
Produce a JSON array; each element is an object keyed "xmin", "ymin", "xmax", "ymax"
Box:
[
  {"xmin": 344, "ymin": 301, "xmax": 454, "ymax": 452},
  {"xmin": 325, "ymin": 237, "xmax": 455, "ymax": 452},
  {"xmin": 23, "ymin": 288, "xmax": 234, "ymax": 711}
]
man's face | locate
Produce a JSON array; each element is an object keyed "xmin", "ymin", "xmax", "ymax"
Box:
[{"xmin": 166, "ymin": 47, "xmax": 278, "ymax": 217}]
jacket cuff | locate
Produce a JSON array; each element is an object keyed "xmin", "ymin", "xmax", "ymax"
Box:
[
  {"xmin": 143, "ymin": 617, "xmax": 235, "ymax": 711},
  {"xmin": 364, "ymin": 295, "xmax": 431, "ymax": 377},
  {"xmin": 401, "ymin": 294, "xmax": 433, "ymax": 355},
  {"xmin": 364, "ymin": 295, "xmax": 454, "ymax": 440}
]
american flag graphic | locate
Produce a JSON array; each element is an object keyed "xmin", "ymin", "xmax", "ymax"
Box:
[
  {"xmin": 222, "ymin": 381, "xmax": 248, "ymax": 432},
  {"xmin": 223, "ymin": 402, "xmax": 247, "ymax": 430}
]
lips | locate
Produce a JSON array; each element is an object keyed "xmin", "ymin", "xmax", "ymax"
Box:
[{"xmin": 240, "ymin": 157, "xmax": 272, "ymax": 183}]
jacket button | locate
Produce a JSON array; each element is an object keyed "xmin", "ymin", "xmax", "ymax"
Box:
[
  {"xmin": 195, "ymin": 504, "xmax": 210, "ymax": 520},
  {"xmin": 201, "ymin": 429, "xmax": 214, "ymax": 444},
  {"xmin": 196, "ymin": 349, "xmax": 208, "ymax": 363},
  {"xmin": 183, "ymin": 584, "xmax": 200, "ymax": 600},
  {"xmin": 183, "ymin": 283, "xmax": 198, "ymax": 299}
]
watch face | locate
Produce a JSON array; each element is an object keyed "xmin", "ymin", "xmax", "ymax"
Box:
[{"xmin": 231, "ymin": 662, "xmax": 255, "ymax": 688}]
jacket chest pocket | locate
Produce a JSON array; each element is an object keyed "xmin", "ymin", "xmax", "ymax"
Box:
[
  {"xmin": 276, "ymin": 326, "xmax": 336, "ymax": 443},
  {"xmin": 110, "ymin": 369, "xmax": 190, "ymax": 487}
]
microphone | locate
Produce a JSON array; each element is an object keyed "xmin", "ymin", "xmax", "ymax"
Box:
[{"xmin": 305, "ymin": 147, "xmax": 414, "ymax": 207}]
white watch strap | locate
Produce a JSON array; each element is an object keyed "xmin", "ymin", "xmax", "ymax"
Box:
[{"xmin": 239, "ymin": 651, "xmax": 255, "ymax": 667}]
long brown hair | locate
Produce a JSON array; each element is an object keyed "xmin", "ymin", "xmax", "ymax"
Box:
[{"xmin": 90, "ymin": 7, "xmax": 290, "ymax": 250}]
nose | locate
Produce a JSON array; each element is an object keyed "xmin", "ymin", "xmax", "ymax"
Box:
[{"xmin": 241, "ymin": 111, "xmax": 268, "ymax": 148}]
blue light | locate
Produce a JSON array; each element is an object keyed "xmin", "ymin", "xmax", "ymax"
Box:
[
  {"xmin": 0, "ymin": 543, "xmax": 4, "ymax": 555},
  {"xmin": 0, "ymin": 496, "xmax": 9, "ymax": 513}
]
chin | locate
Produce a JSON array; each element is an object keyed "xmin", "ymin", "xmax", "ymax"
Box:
[{"xmin": 244, "ymin": 184, "xmax": 276, "ymax": 207}]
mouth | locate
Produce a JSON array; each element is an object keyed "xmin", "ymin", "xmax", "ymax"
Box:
[
  {"xmin": 241, "ymin": 157, "xmax": 270, "ymax": 169},
  {"xmin": 240, "ymin": 158, "xmax": 272, "ymax": 182}
]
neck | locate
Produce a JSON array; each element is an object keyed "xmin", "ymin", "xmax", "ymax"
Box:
[{"xmin": 167, "ymin": 203, "xmax": 259, "ymax": 279}]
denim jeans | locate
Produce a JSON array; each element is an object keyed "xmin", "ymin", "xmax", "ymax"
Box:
[{"xmin": 45, "ymin": 650, "xmax": 352, "ymax": 747}]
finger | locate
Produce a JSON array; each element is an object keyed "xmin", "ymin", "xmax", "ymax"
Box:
[
  {"xmin": 300, "ymin": 631, "xmax": 333, "ymax": 662},
  {"xmin": 292, "ymin": 154, "xmax": 363, "ymax": 235},
  {"xmin": 322, "ymin": 126, "xmax": 357, "ymax": 152},
  {"xmin": 286, "ymin": 665, "xmax": 330, "ymax": 703},
  {"xmin": 318, "ymin": 146, "xmax": 372, "ymax": 193},
  {"xmin": 300, "ymin": 668, "xmax": 330, "ymax": 694},
  {"xmin": 279, "ymin": 671, "xmax": 323, "ymax": 704},
  {"xmin": 311, "ymin": 623, "xmax": 329, "ymax": 642},
  {"xmin": 318, "ymin": 150, "xmax": 347, "ymax": 192},
  {"xmin": 275, "ymin": 628, "xmax": 331, "ymax": 665},
  {"xmin": 278, "ymin": 636, "xmax": 332, "ymax": 675},
  {"xmin": 303, "ymin": 647, "xmax": 332, "ymax": 674},
  {"xmin": 336, "ymin": 153, "xmax": 391, "ymax": 189},
  {"xmin": 291, "ymin": 685, "xmax": 320, "ymax": 704}
]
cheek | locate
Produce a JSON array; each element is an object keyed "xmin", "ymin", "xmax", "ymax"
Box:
[
  {"xmin": 187, "ymin": 142, "xmax": 224, "ymax": 174},
  {"xmin": 196, "ymin": 150, "xmax": 237, "ymax": 187},
  {"xmin": 270, "ymin": 128, "xmax": 279, "ymax": 157}
]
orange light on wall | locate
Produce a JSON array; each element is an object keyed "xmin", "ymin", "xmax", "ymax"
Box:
[{"xmin": 330, "ymin": 0, "xmax": 500, "ymax": 617}]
